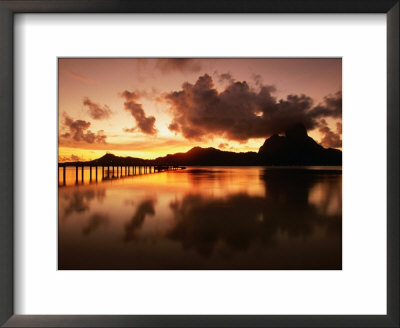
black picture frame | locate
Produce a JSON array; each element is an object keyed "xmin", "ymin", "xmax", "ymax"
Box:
[{"xmin": 0, "ymin": 1, "xmax": 398, "ymax": 327}]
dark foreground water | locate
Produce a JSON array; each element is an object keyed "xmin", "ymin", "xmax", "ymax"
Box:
[{"xmin": 58, "ymin": 166, "xmax": 342, "ymax": 270}]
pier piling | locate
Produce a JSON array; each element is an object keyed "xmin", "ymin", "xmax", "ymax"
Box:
[{"xmin": 59, "ymin": 162, "xmax": 185, "ymax": 186}]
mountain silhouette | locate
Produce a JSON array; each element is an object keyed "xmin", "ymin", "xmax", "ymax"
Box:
[
  {"xmin": 259, "ymin": 123, "xmax": 342, "ymax": 165},
  {"xmin": 155, "ymin": 123, "xmax": 341, "ymax": 166},
  {"xmin": 154, "ymin": 147, "xmax": 259, "ymax": 166},
  {"xmin": 60, "ymin": 123, "xmax": 341, "ymax": 166},
  {"xmin": 85, "ymin": 153, "xmax": 151, "ymax": 166}
]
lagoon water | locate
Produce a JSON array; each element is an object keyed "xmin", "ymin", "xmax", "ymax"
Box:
[{"xmin": 58, "ymin": 166, "xmax": 342, "ymax": 270}]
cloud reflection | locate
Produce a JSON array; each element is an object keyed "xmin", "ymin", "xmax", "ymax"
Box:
[
  {"xmin": 82, "ymin": 213, "xmax": 109, "ymax": 236},
  {"xmin": 167, "ymin": 169, "xmax": 341, "ymax": 258},
  {"xmin": 123, "ymin": 199, "xmax": 157, "ymax": 242},
  {"xmin": 61, "ymin": 188, "xmax": 106, "ymax": 220}
]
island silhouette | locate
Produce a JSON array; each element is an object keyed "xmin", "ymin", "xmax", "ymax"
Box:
[{"xmin": 59, "ymin": 123, "xmax": 341, "ymax": 167}]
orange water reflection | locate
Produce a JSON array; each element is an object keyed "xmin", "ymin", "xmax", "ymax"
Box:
[{"xmin": 58, "ymin": 167, "xmax": 341, "ymax": 269}]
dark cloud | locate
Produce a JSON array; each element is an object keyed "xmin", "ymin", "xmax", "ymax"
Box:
[
  {"xmin": 165, "ymin": 74, "xmax": 339, "ymax": 141},
  {"xmin": 61, "ymin": 114, "xmax": 107, "ymax": 144},
  {"xmin": 123, "ymin": 127, "xmax": 136, "ymax": 133},
  {"xmin": 218, "ymin": 143, "xmax": 229, "ymax": 149},
  {"xmin": 336, "ymin": 121, "xmax": 342, "ymax": 134},
  {"xmin": 120, "ymin": 90, "xmax": 158, "ymax": 135},
  {"xmin": 319, "ymin": 119, "xmax": 342, "ymax": 148},
  {"xmin": 308, "ymin": 91, "xmax": 342, "ymax": 119},
  {"xmin": 252, "ymin": 73, "xmax": 263, "ymax": 86},
  {"xmin": 164, "ymin": 74, "xmax": 342, "ymax": 142},
  {"xmin": 155, "ymin": 58, "xmax": 202, "ymax": 74},
  {"xmin": 218, "ymin": 72, "xmax": 235, "ymax": 84},
  {"xmin": 83, "ymin": 97, "xmax": 112, "ymax": 120}
]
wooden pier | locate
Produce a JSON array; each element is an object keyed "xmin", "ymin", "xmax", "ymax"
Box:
[{"xmin": 58, "ymin": 163, "xmax": 184, "ymax": 186}]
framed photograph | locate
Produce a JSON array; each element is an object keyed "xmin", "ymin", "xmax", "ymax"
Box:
[
  {"xmin": 0, "ymin": 1, "xmax": 398, "ymax": 327},
  {"xmin": 57, "ymin": 57, "xmax": 343, "ymax": 271}
]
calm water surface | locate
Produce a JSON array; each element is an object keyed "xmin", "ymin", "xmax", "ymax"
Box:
[{"xmin": 58, "ymin": 166, "xmax": 342, "ymax": 269}]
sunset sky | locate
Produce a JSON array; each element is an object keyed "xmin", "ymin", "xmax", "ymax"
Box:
[{"xmin": 58, "ymin": 58, "xmax": 342, "ymax": 162}]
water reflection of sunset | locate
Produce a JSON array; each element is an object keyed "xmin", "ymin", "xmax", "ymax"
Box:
[{"xmin": 58, "ymin": 167, "xmax": 341, "ymax": 270}]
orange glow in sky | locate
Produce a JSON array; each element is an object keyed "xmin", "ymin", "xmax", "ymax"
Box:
[{"xmin": 58, "ymin": 58, "xmax": 342, "ymax": 162}]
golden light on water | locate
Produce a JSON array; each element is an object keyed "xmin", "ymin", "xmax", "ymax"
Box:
[{"xmin": 58, "ymin": 167, "xmax": 342, "ymax": 269}]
